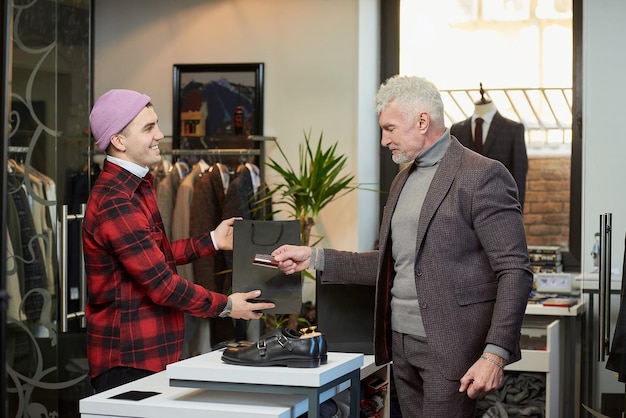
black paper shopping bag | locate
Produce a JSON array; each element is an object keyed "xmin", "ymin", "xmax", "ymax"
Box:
[{"xmin": 232, "ymin": 219, "xmax": 302, "ymax": 314}]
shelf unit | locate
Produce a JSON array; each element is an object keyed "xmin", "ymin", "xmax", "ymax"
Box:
[
  {"xmin": 361, "ymin": 356, "xmax": 391, "ymax": 418},
  {"xmin": 496, "ymin": 301, "xmax": 585, "ymax": 418},
  {"xmin": 505, "ymin": 316, "xmax": 560, "ymax": 417}
]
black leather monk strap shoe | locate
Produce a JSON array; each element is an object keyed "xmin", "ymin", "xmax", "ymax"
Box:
[
  {"xmin": 221, "ymin": 330, "xmax": 321, "ymax": 368},
  {"xmin": 300, "ymin": 326, "xmax": 328, "ymax": 365},
  {"xmin": 230, "ymin": 326, "xmax": 328, "ymax": 365}
]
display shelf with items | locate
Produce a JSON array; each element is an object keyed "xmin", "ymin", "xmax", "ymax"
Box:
[
  {"xmin": 509, "ymin": 316, "xmax": 559, "ymax": 374},
  {"xmin": 525, "ymin": 298, "xmax": 585, "ymax": 316},
  {"xmin": 360, "ymin": 356, "xmax": 391, "ymax": 418},
  {"xmin": 480, "ymin": 316, "xmax": 559, "ymax": 418},
  {"xmin": 514, "ymin": 301, "xmax": 583, "ymax": 418},
  {"xmin": 480, "ymin": 290, "xmax": 585, "ymax": 418},
  {"xmin": 527, "ymin": 272, "xmax": 583, "ymax": 314},
  {"xmin": 528, "ymin": 245, "xmax": 563, "ymax": 273}
]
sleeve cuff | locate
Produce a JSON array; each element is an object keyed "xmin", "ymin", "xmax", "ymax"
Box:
[
  {"xmin": 484, "ymin": 344, "xmax": 510, "ymax": 362},
  {"xmin": 313, "ymin": 248, "xmax": 325, "ymax": 271},
  {"xmin": 219, "ymin": 296, "xmax": 232, "ymax": 317},
  {"xmin": 210, "ymin": 230, "xmax": 219, "ymax": 251}
]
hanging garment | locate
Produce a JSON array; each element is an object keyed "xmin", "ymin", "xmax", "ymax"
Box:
[
  {"xmin": 29, "ymin": 166, "xmax": 58, "ymax": 296},
  {"xmin": 190, "ymin": 163, "xmax": 229, "ymax": 293},
  {"xmin": 223, "ymin": 162, "xmax": 272, "ymax": 221},
  {"xmin": 151, "ymin": 159, "xmax": 171, "ymax": 186},
  {"xmin": 7, "ymin": 171, "xmax": 45, "ymax": 321},
  {"xmin": 6, "ymin": 227, "xmax": 23, "ymax": 320},
  {"xmin": 222, "ymin": 162, "xmax": 272, "ymax": 274},
  {"xmin": 189, "ymin": 163, "xmax": 233, "ymax": 350},
  {"xmin": 156, "ymin": 161, "xmax": 188, "ymax": 240},
  {"xmin": 170, "ymin": 160, "xmax": 209, "ymax": 358},
  {"xmin": 171, "ymin": 160, "xmax": 209, "ymax": 284}
]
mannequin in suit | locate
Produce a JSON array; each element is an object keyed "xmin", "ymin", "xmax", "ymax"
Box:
[{"xmin": 450, "ymin": 88, "xmax": 528, "ymax": 207}]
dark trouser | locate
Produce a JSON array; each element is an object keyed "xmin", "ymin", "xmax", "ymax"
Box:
[
  {"xmin": 91, "ymin": 366, "xmax": 155, "ymax": 393},
  {"xmin": 391, "ymin": 331, "xmax": 476, "ymax": 418}
]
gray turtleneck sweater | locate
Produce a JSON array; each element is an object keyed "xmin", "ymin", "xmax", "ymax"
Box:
[{"xmin": 390, "ymin": 130, "xmax": 451, "ymax": 336}]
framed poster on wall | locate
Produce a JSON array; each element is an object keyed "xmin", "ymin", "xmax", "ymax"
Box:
[{"xmin": 172, "ymin": 63, "xmax": 264, "ymax": 152}]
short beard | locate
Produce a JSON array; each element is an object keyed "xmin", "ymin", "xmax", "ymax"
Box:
[{"xmin": 391, "ymin": 151, "xmax": 414, "ymax": 165}]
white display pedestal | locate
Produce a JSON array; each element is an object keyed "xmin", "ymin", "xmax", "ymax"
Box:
[{"xmin": 167, "ymin": 350, "xmax": 364, "ymax": 418}]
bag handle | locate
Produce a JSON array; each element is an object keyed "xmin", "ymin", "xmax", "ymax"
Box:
[{"xmin": 250, "ymin": 222, "xmax": 285, "ymax": 246}]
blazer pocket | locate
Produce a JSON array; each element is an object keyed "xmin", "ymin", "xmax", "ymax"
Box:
[{"xmin": 455, "ymin": 282, "xmax": 498, "ymax": 306}]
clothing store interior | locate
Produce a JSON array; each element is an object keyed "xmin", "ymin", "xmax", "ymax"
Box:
[{"xmin": 2, "ymin": 1, "xmax": 626, "ymax": 417}]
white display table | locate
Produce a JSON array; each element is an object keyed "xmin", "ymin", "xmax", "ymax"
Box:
[
  {"xmin": 80, "ymin": 351, "xmax": 367, "ymax": 418},
  {"xmin": 167, "ymin": 350, "xmax": 364, "ymax": 418}
]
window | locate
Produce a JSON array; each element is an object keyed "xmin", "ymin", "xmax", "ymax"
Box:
[{"xmin": 380, "ymin": 0, "xmax": 582, "ymax": 268}]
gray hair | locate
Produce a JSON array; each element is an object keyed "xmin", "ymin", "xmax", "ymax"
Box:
[{"xmin": 374, "ymin": 75, "xmax": 445, "ymax": 127}]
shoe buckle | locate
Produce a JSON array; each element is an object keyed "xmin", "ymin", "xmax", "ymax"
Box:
[
  {"xmin": 257, "ymin": 339, "xmax": 267, "ymax": 356},
  {"xmin": 276, "ymin": 334, "xmax": 294, "ymax": 351}
]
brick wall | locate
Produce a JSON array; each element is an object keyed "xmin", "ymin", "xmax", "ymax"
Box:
[{"xmin": 523, "ymin": 155, "xmax": 571, "ymax": 248}]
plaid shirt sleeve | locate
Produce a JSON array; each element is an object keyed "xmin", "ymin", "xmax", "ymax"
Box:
[{"xmin": 83, "ymin": 162, "xmax": 228, "ymax": 377}]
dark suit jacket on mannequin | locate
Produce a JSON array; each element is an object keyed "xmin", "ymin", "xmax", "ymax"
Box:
[
  {"xmin": 318, "ymin": 138, "xmax": 533, "ymax": 379},
  {"xmin": 450, "ymin": 111, "xmax": 528, "ymax": 207}
]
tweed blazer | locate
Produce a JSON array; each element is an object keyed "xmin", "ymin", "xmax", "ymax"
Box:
[
  {"xmin": 321, "ymin": 137, "xmax": 533, "ymax": 379},
  {"xmin": 190, "ymin": 164, "xmax": 228, "ymax": 292},
  {"xmin": 450, "ymin": 112, "xmax": 528, "ymax": 206}
]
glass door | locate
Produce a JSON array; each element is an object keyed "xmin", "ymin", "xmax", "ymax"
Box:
[{"xmin": 4, "ymin": 0, "xmax": 93, "ymax": 416}]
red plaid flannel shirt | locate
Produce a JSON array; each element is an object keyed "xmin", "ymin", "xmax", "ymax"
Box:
[{"xmin": 83, "ymin": 160, "xmax": 227, "ymax": 378}]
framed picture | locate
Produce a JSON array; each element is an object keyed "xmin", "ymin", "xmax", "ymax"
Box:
[{"xmin": 172, "ymin": 63, "xmax": 264, "ymax": 151}]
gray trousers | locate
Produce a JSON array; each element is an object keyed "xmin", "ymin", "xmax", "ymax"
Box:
[{"xmin": 392, "ymin": 331, "xmax": 477, "ymax": 418}]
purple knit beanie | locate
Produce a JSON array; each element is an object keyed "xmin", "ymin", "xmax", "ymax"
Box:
[{"xmin": 89, "ymin": 89, "xmax": 151, "ymax": 151}]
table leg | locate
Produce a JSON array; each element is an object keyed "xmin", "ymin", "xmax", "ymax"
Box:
[{"xmin": 349, "ymin": 369, "xmax": 360, "ymax": 418}]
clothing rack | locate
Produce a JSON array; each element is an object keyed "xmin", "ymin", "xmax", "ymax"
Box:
[
  {"xmin": 168, "ymin": 147, "xmax": 266, "ymax": 178},
  {"xmin": 88, "ymin": 148, "xmax": 261, "ymax": 158},
  {"xmin": 8, "ymin": 146, "xmax": 30, "ymax": 153},
  {"xmin": 7, "ymin": 146, "xmax": 30, "ymax": 165},
  {"xmin": 169, "ymin": 148, "xmax": 261, "ymax": 157}
]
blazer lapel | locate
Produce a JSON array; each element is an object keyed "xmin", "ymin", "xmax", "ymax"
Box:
[
  {"xmin": 379, "ymin": 164, "xmax": 414, "ymax": 257},
  {"xmin": 415, "ymin": 139, "xmax": 464, "ymax": 252}
]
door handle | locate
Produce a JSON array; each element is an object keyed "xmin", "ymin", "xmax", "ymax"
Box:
[
  {"xmin": 60, "ymin": 204, "xmax": 86, "ymax": 332},
  {"xmin": 598, "ymin": 213, "xmax": 612, "ymax": 361}
]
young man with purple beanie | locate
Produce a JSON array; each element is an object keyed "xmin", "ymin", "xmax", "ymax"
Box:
[{"xmin": 83, "ymin": 89, "xmax": 274, "ymax": 393}]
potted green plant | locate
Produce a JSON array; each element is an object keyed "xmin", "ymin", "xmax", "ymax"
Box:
[
  {"xmin": 260, "ymin": 129, "xmax": 358, "ymax": 246},
  {"xmin": 257, "ymin": 129, "xmax": 364, "ymax": 330}
]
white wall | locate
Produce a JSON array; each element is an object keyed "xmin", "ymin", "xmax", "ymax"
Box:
[
  {"xmin": 582, "ymin": 0, "xmax": 626, "ymax": 274},
  {"xmin": 93, "ymin": 0, "xmax": 380, "ymax": 252},
  {"xmin": 583, "ymin": 0, "xmax": 626, "ymax": 405}
]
